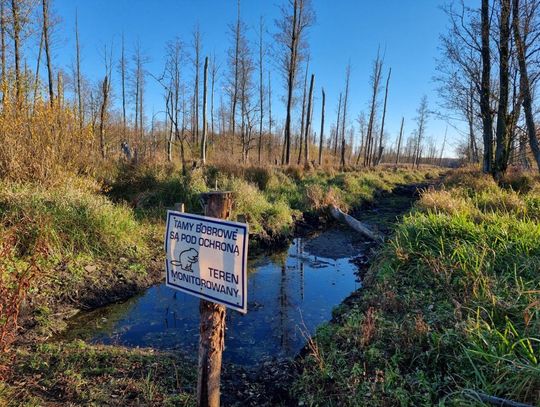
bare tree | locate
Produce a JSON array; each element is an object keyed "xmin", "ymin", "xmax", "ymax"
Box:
[
  {"xmin": 395, "ymin": 117, "xmax": 404, "ymax": 167},
  {"xmin": 304, "ymin": 73, "xmax": 314, "ymax": 165},
  {"xmin": 10, "ymin": 0, "xmax": 21, "ymax": 103},
  {"xmin": 210, "ymin": 53, "xmax": 219, "ymax": 141},
  {"xmin": 258, "ymin": 16, "xmax": 265, "ymax": 164},
  {"xmin": 132, "ymin": 42, "xmax": 146, "ymax": 145},
  {"xmin": 364, "ymin": 52, "xmax": 383, "ymax": 167},
  {"xmin": 75, "ymin": 10, "xmax": 83, "ymax": 128},
  {"xmin": 99, "ymin": 75, "xmax": 109, "ymax": 159},
  {"xmin": 413, "ymin": 96, "xmax": 429, "ymax": 168},
  {"xmin": 1, "ymin": 0, "xmax": 5, "ymax": 105},
  {"xmin": 297, "ymin": 57, "xmax": 309, "ymax": 164},
  {"xmin": 41, "ymin": 0, "xmax": 53, "ymax": 105},
  {"xmin": 376, "ymin": 67, "xmax": 391, "ymax": 165},
  {"xmin": 229, "ymin": 1, "xmax": 241, "ymax": 152},
  {"xmin": 161, "ymin": 38, "xmax": 185, "ymax": 169},
  {"xmin": 201, "ymin": 56, "xmax": 208, "ymax": 164},
  {"xmin": 436, "ymin": 2, "xmax": 482, "ymax": 165},
  {"xmin": 267, "ymin": 70, "xmax": 273, "ymax": 162},
  {"xmin": 481, "ymin": 0, "xmax": 493, "ymax": 173},
  {"xmin": 192, "ymin": 24, "xmax": 201, "ymax": 145},
  {"xmin": 340, "ymin": 63, "xmax": 350, "ymax": 168},
  {"xmin": 493, "ymin": 0, "xmax": 512, "ymax": 178},
  {"xmin": 318, "ymin": 87, "xmax": 325, "ymax": 166},
  {"xmin": 275, "ymin": 0, "xmax": 315, "ymax": 165},
  {"xmin": 119, "ymin": 32, "xmax": 127, "ymax": 140},
  {"xmin": 334, "ymin": 92, "xmax": 342, "ymax": 157}
]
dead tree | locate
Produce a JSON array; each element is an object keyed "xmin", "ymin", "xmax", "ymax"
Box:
[
  {"xmin": 275, "ymin": 0, "xmax": 315, "ymax": 165},
  {"xmin": 318, "ymin": 87, "xmax": 325, "ymax": 166},
  {"xmin": 304, "ymin": 73, "xmax": 314, "ymax": 165},
  {"xmin": 1, "ymin": 1, "xmax": 5, "ymax": 105},
  {"xmin": 99, "ymin": 75, "xmax": 109, "ymax": 159},
  {"xmin": 120, "ymin": 33, "xmax": 127, "ymax": 140},
  {"xmin": 11, "ymin": 0, "xmax": 21, "ymax": 103},
  {"xmin": 258, "ymin": 16, "xmax": 264, "ymax": 164},
  {"xmin": 32, "ymin": 30, "xmax": 43, "ymax": 111},
  {"xmin": 340, "ymin": 63, "xmax": 351, "ymax": 168},
  {"xmin": 192, "ymin": 25, "xmax": 202, "ymax": 145},
  {"xmin": 75, "ymin": 11, "xmax": 84, "ymax": 127},
  {"xmin": 230, "ymin": 1, "xmax": 241, "ymax": 152},
  {"xmin": 267, "ymin": 70, "xmax": 273, "ymax": 162},
  {"xmin": 364, "ymin": 53, "xmax": 383, "ymax": 167},
  {"xmin": 42, "ymin": 0, "xmax": 54, "ymax": 105},
  {"xmin": 376, "ymin": 68, "xmax": 391, "ymax": 165},
  {"xmin": 201, "ymin": 56, "xmax": 208, "ymax": 164},
  {"xmin": 297, "ymin": 58, "xmax": 309, "ymax": 165},
  {"xmin": 355, "ymin": 113, "xmax": 367, "ymax": 166},
  {"xmin": 413, "ymin": 96, "xmax": 428, "ymax": 168},
  {"xmin": 439, "ymin": 126, "xmax": 447, "ymax": 166},
  {"xmin": 210, "ymin": 53, "xmax": 219, "ymax": 142},
  {"xmin": 334, "ymin": 93, "xmax": 342, "ymax": 157},
  {"xmin": 395, "ymin": 117, "xmax": 404, "ymax": 167}
]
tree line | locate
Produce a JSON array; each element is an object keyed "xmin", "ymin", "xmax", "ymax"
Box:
[{"xmin": 0, "ymin": 0, "xmax": 459, "ymax": 182}]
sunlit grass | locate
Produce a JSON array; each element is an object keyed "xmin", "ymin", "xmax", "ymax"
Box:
[{"xmin": 295, "ymin": 168, "xmax": 540, "ymax": 406}]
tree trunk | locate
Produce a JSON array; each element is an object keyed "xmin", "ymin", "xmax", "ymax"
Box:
[
  {"xmin": 297, "ymin": 60, "xmax": 309, "ymax": 165},
  {"xmin": 334, "ymin": 93, "xmax": 342, "ymax": 158},
  {"xmin": 267, "ymin": 71, "xmax": 273, "ymax": 162},
  {"xmin": 76, "ymin": 11, "xmax": 84, "ymax": 128},
  {"xmin": 231, "ymin": 3, "xmax": 240, "ymax": 155},
  {"xmin": 32, "ymin": 31, "xmax": 43, "ymax": 111},
  {"xmin": 304, "ymin": 73, "xmax": 314, "ymax": 165},
  {"xmin": 318, "ymin": 88, "xmax": 325, "ymax": 166},
  {"xmin": 193, "ymin": 27, "xmax": 201, "ymax": 145},
  {"xmin": 493, "ymin": 0, "xmax": 511, "ymax": 178},
  {"xmin": 283, "ymin": 0, "xmax": 299, "ymax": 165},
  {"xmin": 99, "ymin": 76, "xmax": 109, "ymax": 159},
  {"xmin": 201, "ymin": 56, "xmax": 208, "ymax": 164},
  {"xmin": 258, "ymin": 17, "xmax": 264, "ymax": 164},
  {"xmin": 11, "ymin": 0, "xmax": 21, "ymax": 104},
  {"xmin": 121, "ymin": 33, "xmax": 127, "ymax": 141},
  {"xmin": 41, "ymin": 0, "xmax": 54, "ymax": 106},
  {"xmin": 480, "ymin": 0, "xmax": 493, "ymax": 173},
  {"xmin": 376, "ymin": 68, "xmax": 391, "ymax": 165},
  {"xmin": 395, "ymin": 117, "xmax": 404, "ymax": 167},
  {"xmin": 1, "ymin": 1, "xmax": 5, "ymax": 105},
  {"xmin": 340, "ymin": 64, "xmax": 350, "ymax": 168}
]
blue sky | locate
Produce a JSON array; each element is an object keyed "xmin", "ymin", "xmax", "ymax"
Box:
[{"xmin": 48, "ymin": 0, "xmax": 458, "ymax": 156}]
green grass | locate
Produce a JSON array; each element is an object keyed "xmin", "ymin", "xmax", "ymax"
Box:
[
  {"xmin": 0, "ymin": 176, "xmax": 157, "ymax": 338},
  {"xmin": 105, "ymin": 162, "xmax": 439, "ymax": 240},
  {"xmin": 294, "ymin": 168, "xmax": 540, "ymax": 406},
  {"xmin": 1, "ymin": 341, "xmax": 195, "ymax": 406}
]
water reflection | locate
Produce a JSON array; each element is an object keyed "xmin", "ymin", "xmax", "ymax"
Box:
[{"xmin": 62, "ymin": 230, "xmax": 362, "ymax": 367}]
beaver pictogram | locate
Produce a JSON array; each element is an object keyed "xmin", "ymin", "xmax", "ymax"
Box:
[{"xmin": 170, "ymin": 248, "xmax": 199, "ymax": 272}]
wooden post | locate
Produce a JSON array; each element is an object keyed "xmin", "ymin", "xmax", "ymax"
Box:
[{"xmin": 197, "ymin": 191, "xmax": 233, "ymax": 407}]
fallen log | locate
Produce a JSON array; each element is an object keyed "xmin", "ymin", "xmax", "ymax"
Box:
[{"xmin": 329, "ymin": 205, "xmax": 384, "ymax": 243}]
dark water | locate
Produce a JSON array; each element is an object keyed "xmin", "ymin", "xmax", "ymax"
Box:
[{"xmin": 62, "ymin": 228, "xmax": 365, "ymax": 367}]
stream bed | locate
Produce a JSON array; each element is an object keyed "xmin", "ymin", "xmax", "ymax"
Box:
[{"xmin": 62, "ymin": 227, "xmax": 371, "ymax": 367}]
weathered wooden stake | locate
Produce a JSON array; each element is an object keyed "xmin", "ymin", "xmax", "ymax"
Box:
[{"xmin": 197, "ymin": 191, "xmax": 233, "ymax": 407}]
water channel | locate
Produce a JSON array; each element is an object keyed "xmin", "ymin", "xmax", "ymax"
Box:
[{"xmin": 62, "ymin": 227, "xmax": 369, "ymax": 367}]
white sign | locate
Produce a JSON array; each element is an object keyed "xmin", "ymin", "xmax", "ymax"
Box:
[{"xmin": 164, "ymin": 210, "xmax": 248, "ymax": 313}]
